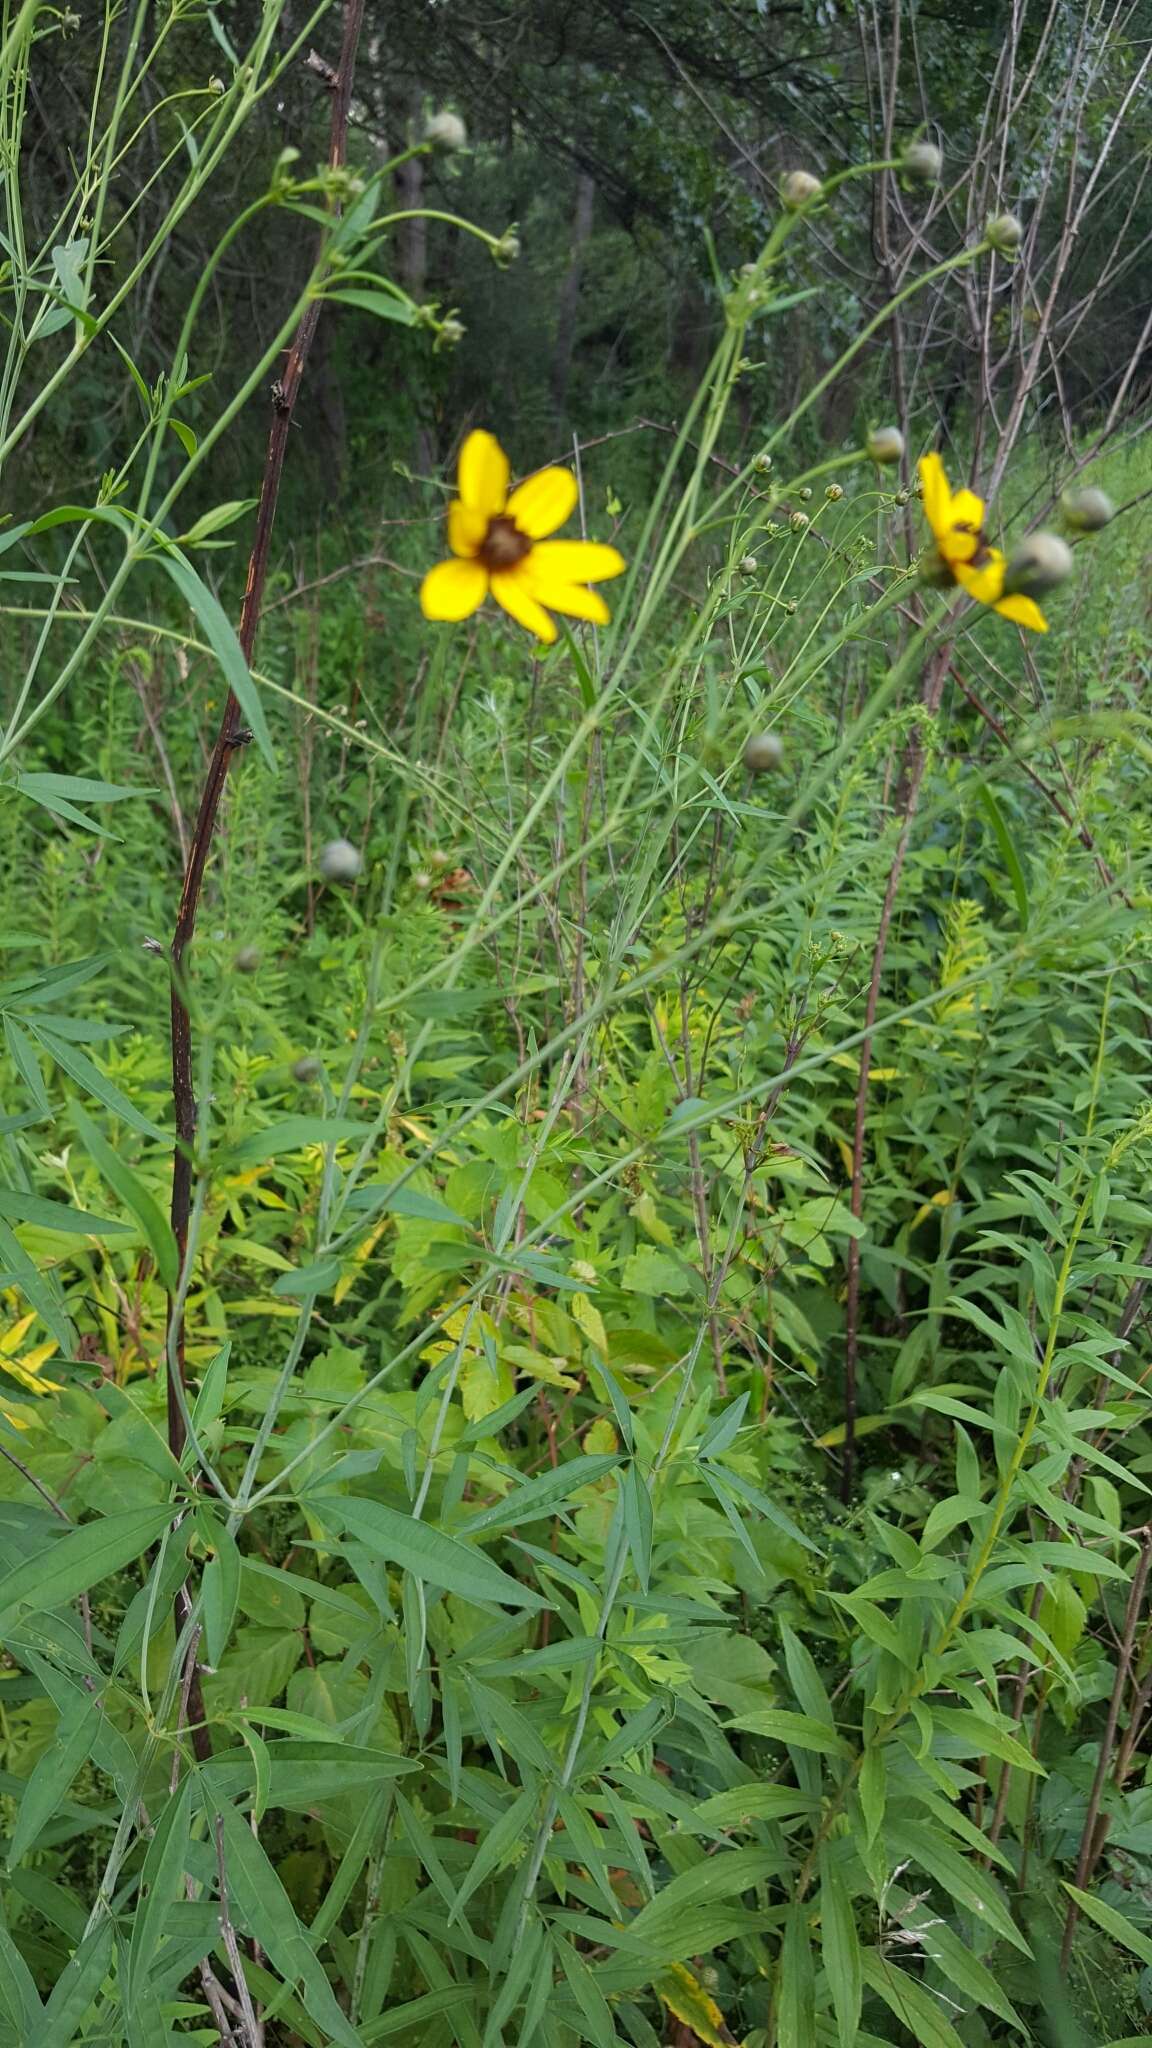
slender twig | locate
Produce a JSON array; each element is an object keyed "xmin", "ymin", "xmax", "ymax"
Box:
[{"xmin": 164, "ymin": 0, "xmax": 367, "ymax": 1457}]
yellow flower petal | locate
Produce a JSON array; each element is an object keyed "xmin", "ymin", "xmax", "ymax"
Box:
[
  {"xmin": 490, "ymin": 568, "xmax": 558, "ymax": 642},
  {"xmin": 949, "ymin": 486, "xmax": 985, "ymax": 534},
  {"xmin": 447, "ymin": 499, "xmax": 486, "ymax": 558},
  {"xmin": 918, "ymin": 453, "xmax": 951, "ymax": 537},
  {"xmin": 457, "ymin": 430, "xmax": 509, "ymax": 519},
  {"xmin": 420, "ymin": 556, "xmax": 488, "ymax": 622},
  {"xmin": 954, "ymin": 551, "xmax": 1006, "ymax": 606},
  {"xmin": 528, "ymin": 540, "xmax": 626, "ymax": 584},
  {"xmin": 993, "ymin": 590, "xmax": 1048, "ymax": 632},
  {"xmin": 526, "ymin": 575, "xmax": 610, "ymax": 625},
  {"xmin": 505, "ymin": 466, "xmax": 579, "ymax": 539}
]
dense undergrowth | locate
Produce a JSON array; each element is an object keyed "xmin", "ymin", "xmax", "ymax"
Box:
[{"xmin": 2, "ymin": 425, "xmax": 1152, "ymax": 2045}]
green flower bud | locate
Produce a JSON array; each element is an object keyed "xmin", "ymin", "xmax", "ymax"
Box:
[
  {"xmin": 798, "ymin": 486, "xmax": 812, "ymax": 501},
  {"xmin": 789, "ymin": 510, "xmax": 809, "ymax": 533},
  {"xmin": 424, "ymin": 109, "xmax": 467, "ymax": 153},
  {"xmin": 753, "ymin": 452, "xmax": 773, "ymax": 475},
  {"xmin": 825, "ymin": 483, "xmax": 844, "ymax": 501},
  {"xmin": 744, "ymin": 731, "xmax": 784, "ymax": 774},
  {"xmin": 233, "ymin": 946, "xmax": 261, "ymax": 975},
  {"xmin": 867, "ymin": 425, "xmax": 905, "ymax": 465},
  {"xmin": 292, "ymin": 1056, "xmax": 322, "ymax": 1084},
  {"xmin": 781, "ymin": 169, "xmax": 823, "ymax": 210},
  {"xmin": 319, "ymin": 837, "xmax": 362, "ymax": 883},
  {"xmin": 902, "ymin": 139, "xmax": 943, "ymax": 181},
  {"xmin": 1002, "ymin": 531, "xmax": 1073, "ymax": 596},
  {"xmin": 1061, "ymin": 485, "xmax": 1114, "ymax": 532},
  {"xmin": 739, "ymin": 553, "xmax": 758, "ymax": 574},
  {"xmin": 986, "ymin": 211, "xmax": 1023, "ymax": 253}
]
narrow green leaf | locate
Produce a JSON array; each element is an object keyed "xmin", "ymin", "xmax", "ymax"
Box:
[
  {"xmin": 458, "ymin": 1454, "xmax": 621, "ymax": 1536},
  {"xmin": 977, "ymin": 781, "xmax": 1029, "ymax": 927},
  {"xmin": 819, "ymin": 1858, "xmax": 861, "ymax": 2048},
  {"xmin": 776, "ymin": 1903, "xmax": 814, "ymax": 2048},
  {"xmin": 71, "ymin": 1106, "xmax": 179, "ymax": 1290},
  {"xmin": 556, "ymin": 1934, "xmax": 616, "ymax": 2047},
  {"xmin": 3, "ymin": 1017, "xmax": 49, "ymax": 1112},
  {"xmin": 317, "ymin": 1494, "xmax": 549, "ymax": 1610},
  {"xmin": 7, "ymin": 1693, "xmax": 98, "ymax": 1865},
  {"xmin": 1062, "ymin": 1884, "xmax": 1152, "ymax": 1969},
  {"xmin": 202, "ymin": 1524, "xmax": 241, "ymax": 1667},
  {"xmin": 214, "ymin": 1798, "xmax": 360, "ymax": 2048},
  {"xmin": 41, "ymin": 1920, "xmax": 114, "ymax": 2048},
  {"xmin": 225, "ymin": 1115, "xmax": 369, "ymax": 1167},
  {"xmin": 861, "ymin": 1949, "xmax": 965, "ymax": 2048},
  {"xmin": 127, "ymin": 1772, "xmax": 193, "ymax": 1993},
  {"xmin": 29, "ymin": 1024, "xmax": 166, "ymax": 1139},
  {"xmin": 0, "ymin": 1183, "xmax": 132, "ymax": 1238},
  {"xmin": 0, "ymin": 1507, "xmax": 173, "ymax": 1634},
  {"xmin": 724, "ymin": 1708, "xmax": 850, "ymax": 1757},
  {"xmin": 0, "ymin": 1216, "xmax": 74, "ymax": 1353},
  {"xmin": 0, "ymin": 1923, "xmax": 42, "ymax": 2031},
  {"xmin": 154, "ymin": 544, "xmax": 274, "ymax": 766}
]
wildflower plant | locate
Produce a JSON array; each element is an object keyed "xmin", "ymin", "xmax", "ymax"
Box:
[{"xmin": 0, "ymin": 5, "xmax": 1143, "ymax": 2044}]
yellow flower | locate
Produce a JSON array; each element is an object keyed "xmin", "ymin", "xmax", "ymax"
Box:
[
  {"xmin": 420, "ymin": 430, "xmax": 626, "ymax": 645},
  {"xmin": 918, "ymin": 452, "xmax": 1047, "ymax": 633}
]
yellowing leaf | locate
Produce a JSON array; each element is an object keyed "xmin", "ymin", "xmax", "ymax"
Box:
[
  {"xmin": 655, "ymin": 1963, "xmax": 735, "ymax": 2046},
  {"xmin": 584, "ymin": 1417, "xmax": 618, "ymax": 1456},
  {"xmin": 911, "ymin": 1190, "xmax": 955, "ymax": 1228},
  {"xmin": 0, "ymin": 1313, "xmax": 37, "ymax": 1356},
  {"xmin": 572, "ymin": 1290, "xmax": 608, "ymax": 1354},
  {"xmin": 630, "ymin": 1191, "xmax": 674, "ymax": 1247}
]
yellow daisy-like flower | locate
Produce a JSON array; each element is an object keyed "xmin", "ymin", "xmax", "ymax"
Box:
[
  {"xmin": 918, "ymin": 452, "xmax": 1047, "ymax": 633},
  {"xmin": 420, "ymin": 429, "xmax": 626, "ymax": 645}
]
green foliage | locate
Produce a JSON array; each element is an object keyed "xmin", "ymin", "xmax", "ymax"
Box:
[{"xmin": 1, "ymin": 0, "xmax": 1152, "ymax": 2041}]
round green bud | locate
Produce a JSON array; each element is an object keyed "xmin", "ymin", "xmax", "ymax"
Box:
[
  {"xmin": 1061, "ymin": 485, "xmax": 1114, "ymax": 532},
  {"xmin": 233, "ymin": 946, "xmax": 261, "ymax": 975},
  {"xmin": 825, "ymin": 483, "xmax": 844, "ymax": 501},
  {"xmin": 798, "ymin": 486, "xmax": 812, "ymax": 501},
  {"xmin": 292, "ymin": 1056, "xmax": 322, "ymax": 1084},
  {"xmin": 986, "ymin": 211, "xmax": 1024, "ymax": 253},
  {"xmin": 867, "ymin": 425, "xmax": 905, "ymax": 465},
  {"xmin": 744, "ymin": 731, "xmax": 784, "ymax": 774},
  {"xmin": 781, "ymin": 169, "xmax": 823, "ymax": 210},
  {"xmin": 1002, "ymin": 531, "xmax": 1073, "ymax": 596},
  {"xmin": 789, "ymin": 510, "xmax": 809, "ymax": 533},
  {"xmin": 425, "ymin": 110, "xmax": 467, "ymax": 153},
  {"xmin": 753, "ymin": 452, "xmax": 773, "ymax": 475},
  {"xmin": 739, "ymin": 553, "xmax": 758, "ymax": 574},
  {"xmin": 319, "ymin": 837, "xmax": 362, "ymax": 883},
  {"xmin": 902, "ymin": 139, "xmax": 943, "ymax": 181}
]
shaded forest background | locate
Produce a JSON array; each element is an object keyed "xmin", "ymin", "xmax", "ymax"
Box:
[{"xmin": 20, "ymin": 0, "xmax": 1151, "ymax": 525}]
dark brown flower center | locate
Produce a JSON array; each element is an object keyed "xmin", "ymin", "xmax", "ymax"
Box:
[{"xmin": 480, "ymin": 515, "xmax": 531, "ymax": 570}]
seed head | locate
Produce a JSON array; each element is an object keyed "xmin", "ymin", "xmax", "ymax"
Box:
[
  {"xmin": 902, "ymin": 139, "xmax": 943, "ymax": 181},
  {"xmin": 867, "ymin": 425, "xmax": 905, "ymax": 465},
  {"xmin": 319, "ymin": 837, "xmax": 362, "ymax": 883},
  {"xmin": 413, "ymin": 870, "xmax": 433, "ymax": 891},
  {"xmin": 789, "ymin": 510, "xmax": 809, "ymax": 533},
  {"xmin": 744, "ymin": 731, "xmax": 784, "ymax": 774},
  {"xmin": 1002, "ymin": 531, "xmax": 1073, "ymax": 597},
  {"xmin": 825, "ymin": 483, "xmax": 844, "ymax": 501},
  {"xmin": 494, "ymin": 228, "xmax": 521, "ymax": 266},
  {"xmin": 292, "ymin": 1056, "xmax": 322, "ymax": 1084},
  {"xmin": 436, "ymin": 314, "xmax": 466, "ymax": 349},
  {"xmin": 1061, "ymin": 485, "xmax": 1114, "ymax": 532},
  {"xmin": 739, "ymin": 553, "xmax": 758, "ymax": 574},
  {"xmin": 781, "ymin": 169, "xmax": 822, "ymax": 210},
  {"xmin": 986, "ymin": 211, "xmax": 1024, "ymax": 254},
  {"xmin": 425, "ymin": 109, "xmax": 467, "ymax": 153},
  {"xmin": 233, "ymin": 946, "xmax": 261, "ymax": 975},
  {"xmin": 798, "ymin": 486, "xmax": 812, "ymax": 502},
  {"xmin": 753, "ymin": 452, "xmax": 773, "ymax": 475}
]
